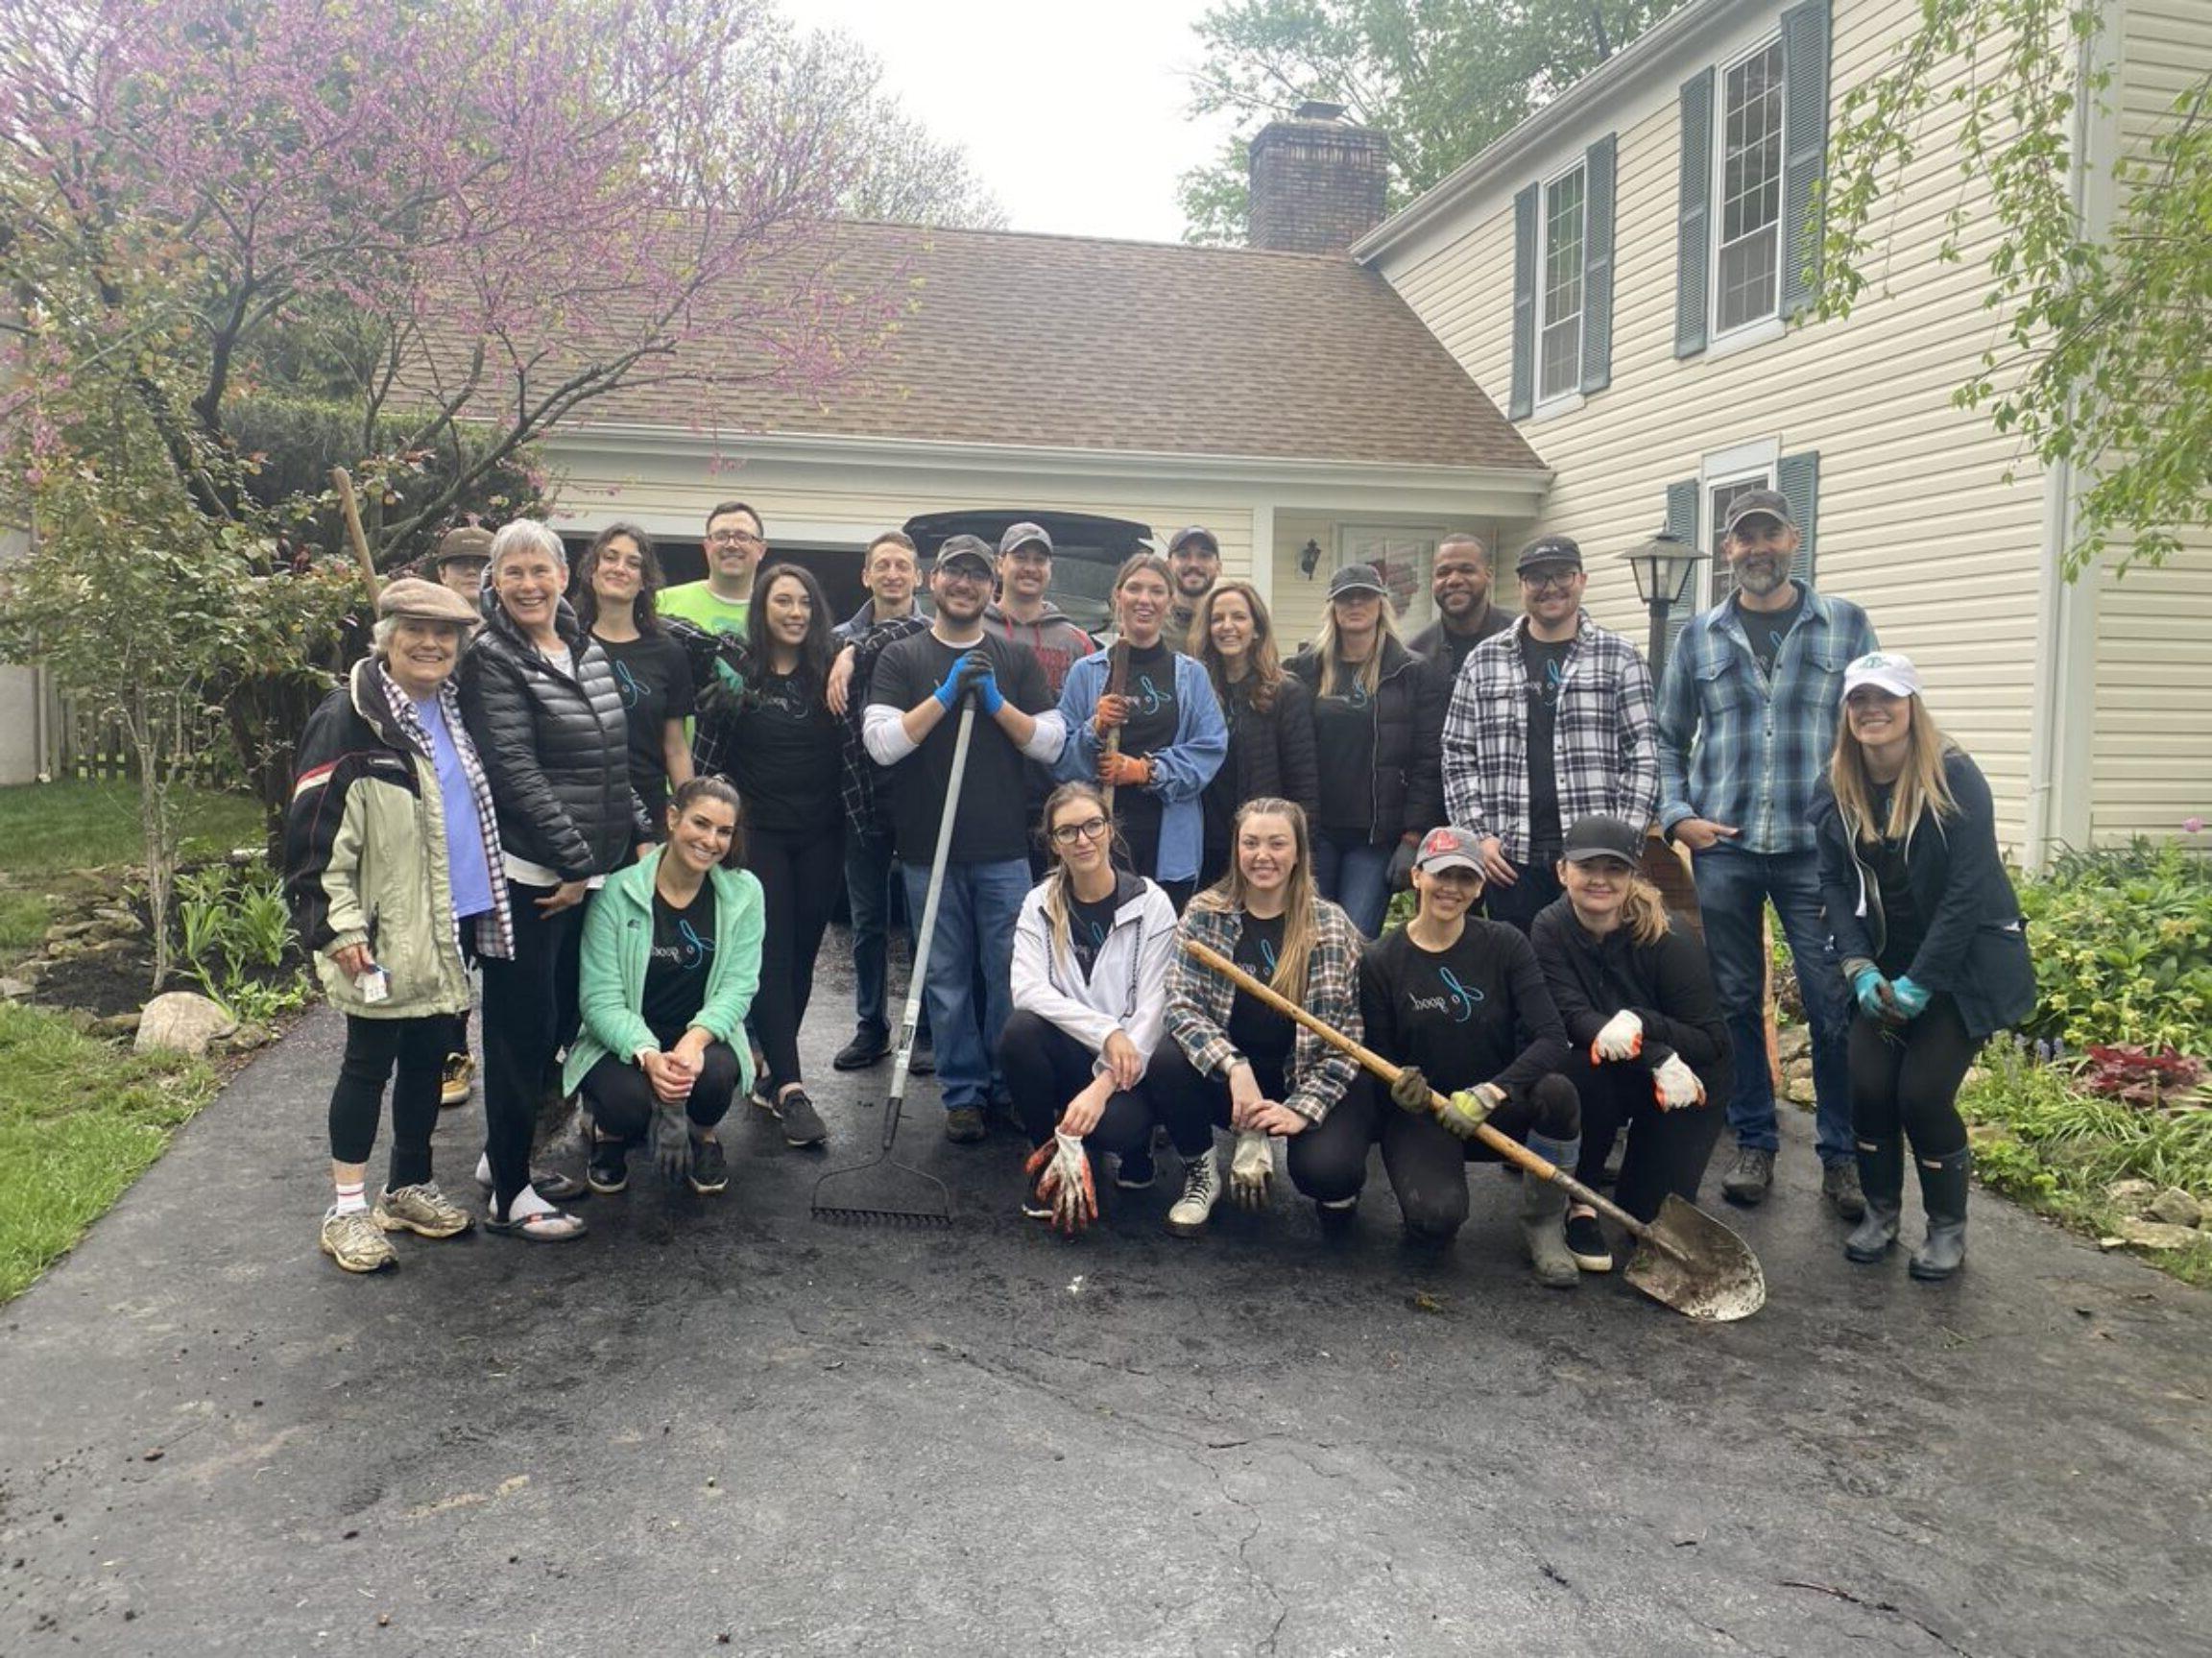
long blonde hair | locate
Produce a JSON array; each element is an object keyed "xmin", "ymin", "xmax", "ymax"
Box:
[
  {"xmin": 1829, "ymin": 693, "xmax": 1959, "ymax": 849},
  {"xmin": 1038, "ymin": 781, "xmax": 1119, "ymax": 970},
  {"xmin": 1314, "ymin": 586, "xmax": 1401, "ymax": 700},
  {"xmin": 1192, "ymin": 580, "xmax": 1286, "ymax": 714},
  {"xmin": 1191, "ymin": 797, "xmax": 1318, "ymax": 1000}
]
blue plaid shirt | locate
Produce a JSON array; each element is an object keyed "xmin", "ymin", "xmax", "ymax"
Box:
[{"xmin": 1654, "ymin": 583, "xmax": 1878, "ymax": 855}]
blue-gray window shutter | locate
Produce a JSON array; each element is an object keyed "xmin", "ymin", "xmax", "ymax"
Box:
[
  {"xmin": 1660, "ymin": 477, "xmax": 1703, "ymax": 677},
  {"xmin": 1675, "ymin": 69, "xmax": 1714, "ymax": 359},
  {"xmin": 1580, "ymin": 133, "xmax": 1617, "ymax": 394},
  {"xmin": 1777, "ymin": 449, "xmax": 1820, "ymax": 581},
  {"xmin": 1780, "ymin": 0, "xmax": 1832, "ymax": 318},
  {"xmin": 1510, "ymin": 182, "xmax": 1539, "ymax": 420}
]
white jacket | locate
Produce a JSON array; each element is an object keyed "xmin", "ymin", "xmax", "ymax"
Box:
[{"xmin": 1011, "ymin": 871, "xmax": 1179, "ymax": 1079}]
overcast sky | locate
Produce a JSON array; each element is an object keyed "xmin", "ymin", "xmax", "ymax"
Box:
[{"xmin": 787, "ymin": 0, "xmax": 1236, "ymax": 244}]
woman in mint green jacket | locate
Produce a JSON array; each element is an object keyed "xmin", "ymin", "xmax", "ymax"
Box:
[{"xmin": 562, "ymin": 778, "xmax": 764, "ymax": 1195}]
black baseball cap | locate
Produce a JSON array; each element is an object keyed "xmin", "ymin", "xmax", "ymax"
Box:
[
  {"xmin": 1167, "ymin": 525, "xmax": 1220, "ymax": 556},
  {"xmin": 1515, "ymin": 535, "xmax": 1583, "ymax": 575},
  {"xmin": 1326, "ymin": 563, "xmax": 1386, "ymax": 599},
  {"xmin": 1722, "ymin": 488, "xmax": 1796, "ymax": 537},
  {"xmin": 934, "ymin": 534, "xmax": 997, "ymax": 575},
  {"xmin": 1561, "ymin": 815, "xmax": 1645, "ymax": 867}
]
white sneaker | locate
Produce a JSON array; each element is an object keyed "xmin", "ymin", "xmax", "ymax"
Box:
[{"xmin": 1166, "ymin": 1152, "xmax": 1223, "ymax": 1237}]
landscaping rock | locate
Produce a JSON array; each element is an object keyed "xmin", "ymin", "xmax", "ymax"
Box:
[
  {"xmin": 1777, "ymin": 1025, "xmax": 1812, "ymax": 1063},
  {"xmin": 0, "ymin": 976, "xmax": 33, "ymax": 1000},
  {"xmin": 43, "ymin": 920, "xmax": 103, "ymax": 943},
  {"xmin": 43, "ymin": 939, "xmax": 84, "ymax": 961},
  {"xmin": 97, "ymin": 1012, "xmax": 143, "ymax": 1038},
  {"xmin": 2113, "ymin": 1218, "xmax": 2201, "ymax": 1254},
  {"xmin": 2146, "ymin": 1188, "xmax": 2203, "ymax": 1229},
  {"xmin": 1784, "ymin": 1057, "xmax": 1813, "ymax": 1083},
  {"xmin": 1785, "ymin": 1077, "xmax": 1817, "ymax": 1107},
  {"xmin": 93, "ymin": 906, "xmax": 142, "ymax": 929},
  {"xmin": 133, "ymin": 992, "xmax": 237, "ymax": 1057},
  {"xmin": 2106, "ymin": 1179, "xmax": 2159, "ymax": 1213}
]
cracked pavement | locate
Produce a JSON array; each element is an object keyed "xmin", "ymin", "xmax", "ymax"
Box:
[{"xmin": 3, "ymin": 950, "xmax": 2209, "ymax": 1654}]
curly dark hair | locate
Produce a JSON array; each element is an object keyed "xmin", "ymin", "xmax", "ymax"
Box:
[{"xmin": 572, "ymin": 522, "xmax": 662, "ymax": 636}]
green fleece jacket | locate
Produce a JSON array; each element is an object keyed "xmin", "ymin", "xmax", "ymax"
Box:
[{"xmin": 561, "ymin": 850, "xmax": 764, "ymax": 1097}]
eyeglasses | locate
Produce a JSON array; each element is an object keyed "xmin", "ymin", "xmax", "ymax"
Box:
[
  {"xmin": 1520, "ymin": 569, "xmax": 1577, "ymax": 592},
  {"xmin": 1049, "ymin": 817, "xmax": 1112, "ymax": 847},
  {"xmin": 937, "ymin": 565, "xmax": 993, "ymax": 587},
  {"xmin": 707, "ymin": 528, "xmax": 763, "ymax": 548}
]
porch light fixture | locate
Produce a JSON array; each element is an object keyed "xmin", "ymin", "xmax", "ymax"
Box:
[
  {"xmin": 1618, "ymin": 528, "xmax": 1706, "ymax": 678},
  {"xmin": 1299, "ymin": 538, "xmax": 1322, "ymax": 579}
]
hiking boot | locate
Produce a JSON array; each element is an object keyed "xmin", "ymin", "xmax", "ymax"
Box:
[
  {"xmin": 1116, "ymin": 1146, "xmax": 1156, "ymax": 1190},
  {"xmin": 373, "ymin": 1182, "xmax": 472, "ymax": 1239},
  {"xmin": 1909, "ymin": 1149, "xmax": 1970, "ymax": 1282},
  {"xmin": 944, "ymin": 1105, "xmax": 987, "ymax": 1143},
  {"xmin": 1822, "ymin": 1159, "xmax": 1867, "ymax": 1220},
  {"xmin": 832, "ymin": 1027, "xmax": 889, "ymax": 1071},
  {"xmin": 1844, "ymin": 1136, "xmax": 1904, "ymax": 1263},
  {"xmin": 586, "ymin": 1135, "xmax": 630, "ymax": 1195},
  {"xmin": 1721, "ymin": 1146, "xmax": 1775, "ymax": 1207},
  {"xmin": 688, "ymin": 1137, "xmax": 729, "ymax": 1195},
  {"xmin": 771, "ymin": 1087, "xmax": 830, "ymax": 1148},
  {"xmin": 1166, "ymin": 1152, "xmax": 1222, "ymax": 1237},
  {"xmin": 320, "ymin": 1208, "xmax": 397, "ymax": 1274},
  {"xmin": 1564, "ymin": 1209, "xmax": 1614, "ymax": 1273},
  {"xmin": 1521, "ymin": 1133, "xmax": 1581, "ymax": 1287},
  {"xmin": 440, "ymin": 1053, "xmax": 475, "ymax": 1108}
]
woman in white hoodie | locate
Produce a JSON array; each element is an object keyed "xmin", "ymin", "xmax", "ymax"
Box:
[{"xmin": 999, "ymin": 781, "xmax": 1180, "ymax": 1226}]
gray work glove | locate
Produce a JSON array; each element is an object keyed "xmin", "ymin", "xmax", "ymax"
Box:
[{"xmin": 651, "ymin": 1102, "xmax": 692, "ymax": 1185}]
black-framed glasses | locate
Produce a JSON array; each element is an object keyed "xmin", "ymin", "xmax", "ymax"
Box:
[
  {"xmin": 707, "ymin": 528, "xmax": 763, "ymax": 548},
  {"xmin": 1520, "ymin": 569, "xmax": 1577, "ymax": 592},
  {"xmin": 1049, "ymin": 817, "xmax": 1112, "ymax": 847}
]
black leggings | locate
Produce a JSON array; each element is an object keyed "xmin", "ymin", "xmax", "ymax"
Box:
[
  {"xmin": 1556, "ymin": 1049, "xmax": 1725, "ymax": 1224},
  {"xmin": 747, "ymin": 823, "xmax": 844, "ymax": 1094},
  {"xmin": 996, "ymin": 1010, "xmax": 1154, "ymax": 1155},
  {"xmin": 326, "ymin": 1014, "xmax": 448, "ymax": 1189},
  {"xmin": 478, "ymin": 880, "xmax": 584, "ymax": 1211},
  {"xmin": 1848, "ymin": 993, "xmax": 1979, "ymax": 1158},
  {"xmin": 578, "ymin": 1044, "xmax": 741, "ymax": 1140},
  {"xmin": 1287, "ymin": 1071, "xmax": 1582, "ymax": 1230}
]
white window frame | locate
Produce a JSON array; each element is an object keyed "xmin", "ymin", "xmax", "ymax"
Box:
[
  {"xmin": 1697, "ymin": 437, "xmax": 1780, "ymax": 609},
  {"xmin": 1533, "ymin": 156, "xmax": 1588, "ymax": 412},
  {"xmin": 1709, "ymin": 33, "xmax": 1787, "ymax": 348},
  {"xmin": 1336, "ymin": 524, "xmax": 1449, "ymax": 632}
]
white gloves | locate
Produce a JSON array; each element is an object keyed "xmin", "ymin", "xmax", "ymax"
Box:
[
  {"xmin": 1651, "ymin": 1052, "xmax": 1705, "ymax": 1109},
  {"xmin": 1023, "ymin": 1131, "xmax": 1096, "ymax": 1235},
  {"xmin": 1592, "ymin": 1009, "xmax": 1645, "ymax": 1063},
  {"xmin": 1229, "ymin": 1130, "xmax": 1274, "ymax": 1210}
]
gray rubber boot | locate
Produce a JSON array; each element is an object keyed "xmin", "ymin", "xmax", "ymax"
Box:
[
  {"xmin": 1909, "ymin": 1148, "xmax": 1970, "ymax": 1281},
  {"xmin": 1520, "ymin": 1133, "xmax": 1581, "ymax": 1289},
  {"xmin": 1844, "ymin": 1135, "xmax": 1904, "ymax": 1263}
]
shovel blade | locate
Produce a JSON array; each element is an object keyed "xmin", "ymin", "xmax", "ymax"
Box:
[{"xmin": 1623, "ymin": 1194, "xmax": 1767, "ymax": 1322}]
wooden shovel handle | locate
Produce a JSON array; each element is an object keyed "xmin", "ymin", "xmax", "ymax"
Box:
[
  {"xmin": 1179, "ymin": 936, "xmax": 1660, "ymax": 1246},
  {"xmin": 1100, "ymin": 638, "xmax": 1131, "ymax": 812},
  {"xmin": 329, "ymin": 468, "xmax": 381, "ymax": 606}
]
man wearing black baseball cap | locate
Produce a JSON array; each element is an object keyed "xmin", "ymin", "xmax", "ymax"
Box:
[
  {"xmin": 1653, "ymin": 485, "xmax": 1879, "ymax": 1214},
  {"xmin": 1440, "ymin": 534, "xmax": 1659, "ymax": 934},
  {"xmin": 1165, "ymin": 525, "xmax": 1221, "ymax": 646}
]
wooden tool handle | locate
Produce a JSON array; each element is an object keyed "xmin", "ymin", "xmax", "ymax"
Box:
[
  {"xmin": 1179, "ymin": 936, "xmax": 1654, "ymax": 1243},
  {"xmin": 329, "ymin": 468, "xmax": 381, "ymax": 606},
  {"xmin": 1100, "ymin": 638, "xmax": 1131, "ymax": 812}
]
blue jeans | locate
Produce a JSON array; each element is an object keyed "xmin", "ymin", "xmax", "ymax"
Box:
[
  {"xmin": 1310, "ymin": 829, "xmax": 1393, "ymax": 938},
  {"xmin": 902, "ymin": 857, "xmax": 1030, "ymax": 1111},
  {"xmin": 1691, "ymin": 844, "xmax": 1853, "ymax": 1164}
]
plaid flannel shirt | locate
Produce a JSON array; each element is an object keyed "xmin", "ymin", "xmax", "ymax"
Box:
[
  {"xmin": 1440, "ymin": 613, "xmax": 1660, "ymax": 862},
  {"xmin": 1655, "ymin": 584, "xmax": 1877, "ymax": 855},
  {"xmin": 1165, "ymin": 899, "xmax": 1363, "ymax": 1123},
  {"xmin": 838, "ymin": 613, "xmax": 931, "ymax": 839}
]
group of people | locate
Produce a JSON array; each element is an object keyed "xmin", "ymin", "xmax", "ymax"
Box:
[{"xmin": 284, "ymin": 491, "xmax": 2032, "ymax": 1292}]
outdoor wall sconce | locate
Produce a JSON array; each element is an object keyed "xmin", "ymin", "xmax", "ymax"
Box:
[{"xmin": 1299, "ymin": 539, "xmax": 1322, "ymax": 578}]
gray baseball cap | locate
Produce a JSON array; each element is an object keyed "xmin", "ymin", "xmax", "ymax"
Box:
[
  {"xmin": 998, "ymin": 521, "xmax": 1053, "ymax": 557},
  {"xmin": 1326, "ymin": 563, "xmax": 1386, "ymax": 600},
  {"xmin": 1413, "ymin": 826, "xmax": 1483, "ymax": 876},
  {"xmin": 935, "ymin": 534, "xmax": 997, "ymax": 574}
]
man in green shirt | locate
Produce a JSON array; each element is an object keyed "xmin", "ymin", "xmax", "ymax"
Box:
[{"xmin": 659, "ymin": 500, "xmax": 762, "ymax": 637}]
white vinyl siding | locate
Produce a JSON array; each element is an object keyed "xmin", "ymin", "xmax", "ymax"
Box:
[
  {"xmin": 1537, "ymin": 163, "xmax": 1588, "ymax": 403},
  {"xmin": 1715, "ymin": 37, "xmax": 1786, "ymax": 336}
]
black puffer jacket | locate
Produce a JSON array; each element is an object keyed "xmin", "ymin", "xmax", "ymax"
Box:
[
  {"xmin": 1285, "ymin": 636, "xmax": 1449, "ymax": 845},
  {"xmin": 459, "ymin": 597, "xmax": 644, "ymax": 882},
  {"xmin": 1205, "ymin": 671, "xmax": 1320, "ymax": 832}
]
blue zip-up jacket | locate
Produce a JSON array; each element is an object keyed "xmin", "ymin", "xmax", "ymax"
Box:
[{"xmin": 1054, "ymin": 648, "xmax": 1228, "ymax": 884}]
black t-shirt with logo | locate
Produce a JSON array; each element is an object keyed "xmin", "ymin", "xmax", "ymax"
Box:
[
  {"xmin": 1114, "ymin": 641, "xmax": 1181, "ymax": 865},
  {"xmin": 641, "ymin": 883, "xmax": 716, "ymax": 1047},
  {"xmin": 1225, "ymin": 911, "xmax": 1293, "ymax": 1070},
  {"xmin": 1740, "ymin": 591, "xmax": 1804, "ymax": 680},
  {"xmin": 727, "ymin": 666, "xmax": 841, "ymax": 836},
  {"xmin": 1358, "ymin": 919, "xmax": 1564, "ymax": 1099},
  {"xmin": 1311, "ymin": 665, "xmax": 1378, "ymax": 836},
  {"xmin": 595, "ymin": 631, "xmax": 695, "ymax": 831},
  {"xmin": 1068, "ymin": 889, "xmax": 1120, "ymax": 981},
  {"xmin": 1519, "ymin": 633, "xmax": 1575, "ymax": 857},
  {"xmin": 871, "ymin": 631, "xmax": 1053, "ymax": 866}
]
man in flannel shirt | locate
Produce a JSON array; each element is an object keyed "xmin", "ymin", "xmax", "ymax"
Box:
[
  {"xmin": 1441, "ymin": 535, "xmax": 1660, "ymax": 935},
  {"xmin": 1654, "ymin": 487, "xmax": 1879, "ymax": 1216}
]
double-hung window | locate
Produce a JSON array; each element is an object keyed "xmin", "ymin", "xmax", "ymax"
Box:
[
  {"xmin": 1714, "ymin": 38, "xmax": 1785, "ymax": 338},
  {"xmin": 1536, "ymin": 162, "xmax": 1587, "ymax": 405}
]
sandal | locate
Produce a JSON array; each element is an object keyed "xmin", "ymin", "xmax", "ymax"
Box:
[{"xmin": 483, "ymin": 1207, "xmax": 588, "ymax": 1241}]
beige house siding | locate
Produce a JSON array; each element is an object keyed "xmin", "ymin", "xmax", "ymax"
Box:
[
  {"xmin": 1373, "ymin": 0, "xmax": 2057, "ymax": 853},
  {"xmin": 2086, "ymin": 0, "xmax": 2212, "ymax": 842}
]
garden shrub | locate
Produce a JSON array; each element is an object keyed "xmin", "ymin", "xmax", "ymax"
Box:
[{"xmin": 2020, "ymin": 839, "xmax": 2211, "ymax": 1055}]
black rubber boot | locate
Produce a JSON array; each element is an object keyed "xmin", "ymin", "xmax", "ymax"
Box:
[
  {"xmin": 1909, "ymin": 1148, "xmax": 1970, "ymax": 1282},
  {"xmin": 1843, "ymin": 1135, "xmax": 1903, "ymax": 1263}
]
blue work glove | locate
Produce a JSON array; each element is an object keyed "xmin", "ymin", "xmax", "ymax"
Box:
[
  {"xmin": 1888, "ymin": 975, "xmax": 1931, "ymax": 1020},
  {"xmin": 1850, "ymin": 966, "xmax": 1895, "ymax": 1021},
  {"xmin": 932, "ymin": 649, "xmax": 1001, "ymax": 714}
]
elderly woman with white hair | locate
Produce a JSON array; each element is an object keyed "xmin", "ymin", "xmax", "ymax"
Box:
[{"xmin": 459, "ymin": 519, "xmax": 648, "ymax": 1241}]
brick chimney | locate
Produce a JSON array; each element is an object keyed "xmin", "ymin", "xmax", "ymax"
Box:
[{"xmin": 1247, "ymin": 101, "xmax": 1389, "ymax": 254}]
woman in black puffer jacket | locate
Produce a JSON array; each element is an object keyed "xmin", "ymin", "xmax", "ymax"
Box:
[
  {"xmin": 458, "ymin": 520, "xmax": 646, "ymax": 1240},
  {"xmin": 1190, "ymin": 581, "xmax": 1319, "ymax": 890}
]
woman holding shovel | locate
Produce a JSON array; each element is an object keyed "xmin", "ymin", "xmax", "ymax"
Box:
[{"xmin": 1152, "ymin": 799, "xmax": 1364, "ymax": 1236}]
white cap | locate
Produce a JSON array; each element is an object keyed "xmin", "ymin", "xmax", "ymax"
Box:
[{"xmin": 1841, "ymin": 651, "xmax": 1922, "ymax": 701}]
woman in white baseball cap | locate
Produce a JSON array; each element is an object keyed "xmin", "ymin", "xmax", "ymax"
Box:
[{"xmin": 1808, "ymin": 651, "xmax": 2034, "ymax": 1281}]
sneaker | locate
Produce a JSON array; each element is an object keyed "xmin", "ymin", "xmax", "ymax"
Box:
[
  {"xmin": 1564, "ymin": 1210, "xmax": 1614, "ymax": 1273},
  {"xmin": 1166, "ymin": 1153, "xmax": 1222, "ymax": 1236},
  {"xmin": 373, "ymin": 1182, "xmax": 472, "ymax": 1239},
  {"xmin": 320, "ymin": 1208, "xmax": 397, "ymax": 1273},
  {"xmin": 832, "ymin": 1028, "xmax": 889, "ymax": 1071},
  {"xmin": 586, "ymin": 1135, "xmax": 629, "ymax": 1195},
  {"xmin": 910, "ymin": 1036, "xmax": 935, "ymax": 1077},
  {"xmin": 1822, "ymin": 1160, "xmax": 1867, "ymax": 1220},
  {"xmin": 688, "ymin": 1137, "xmax": 729, "ymax": 1195},
  {"xmin": 440, "ymin": 1054, "xmax": 475, "ymax": 1108},
  {"xmin": 1116, "ymin": 1146, "xmax": 1156, "ymax": 1190},
  {"xmin": 1721, "ymin": 1146, "xmax": 1776, "ymax": 1207},
  {"xmin": 944, "ymin": 1105, "xmax": 987, "ymax": 1143},
  {"xmin": 772, "ymin": 1088, "xmax": 829, "ymax": 1148}
]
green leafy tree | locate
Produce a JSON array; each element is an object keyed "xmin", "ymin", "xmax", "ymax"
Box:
[
  {"xmin": 1180, "ymin": 0, "xmax": 1687, "ymax": 244},
  {"xmin": 1816, "ymin": 0, "xmax": 2211, "ymax": 575}
]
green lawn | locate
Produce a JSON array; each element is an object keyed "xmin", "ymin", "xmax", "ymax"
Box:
[
  {"xmin": 0, "ymin": 780, "xmax": 266, "ymax": 877},
  {"xmin": 0, "ymin": 888, "xmax": 52, "ymax": 955},
  {"xmin": 0, "ymin": 1000, "xmax": 217, "ymax": 1302}
]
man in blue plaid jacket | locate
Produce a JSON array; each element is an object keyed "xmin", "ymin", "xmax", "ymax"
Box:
[{"xmin": 1654, "ymin": 489, "xmax": 1879, "ymax": 1217}]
